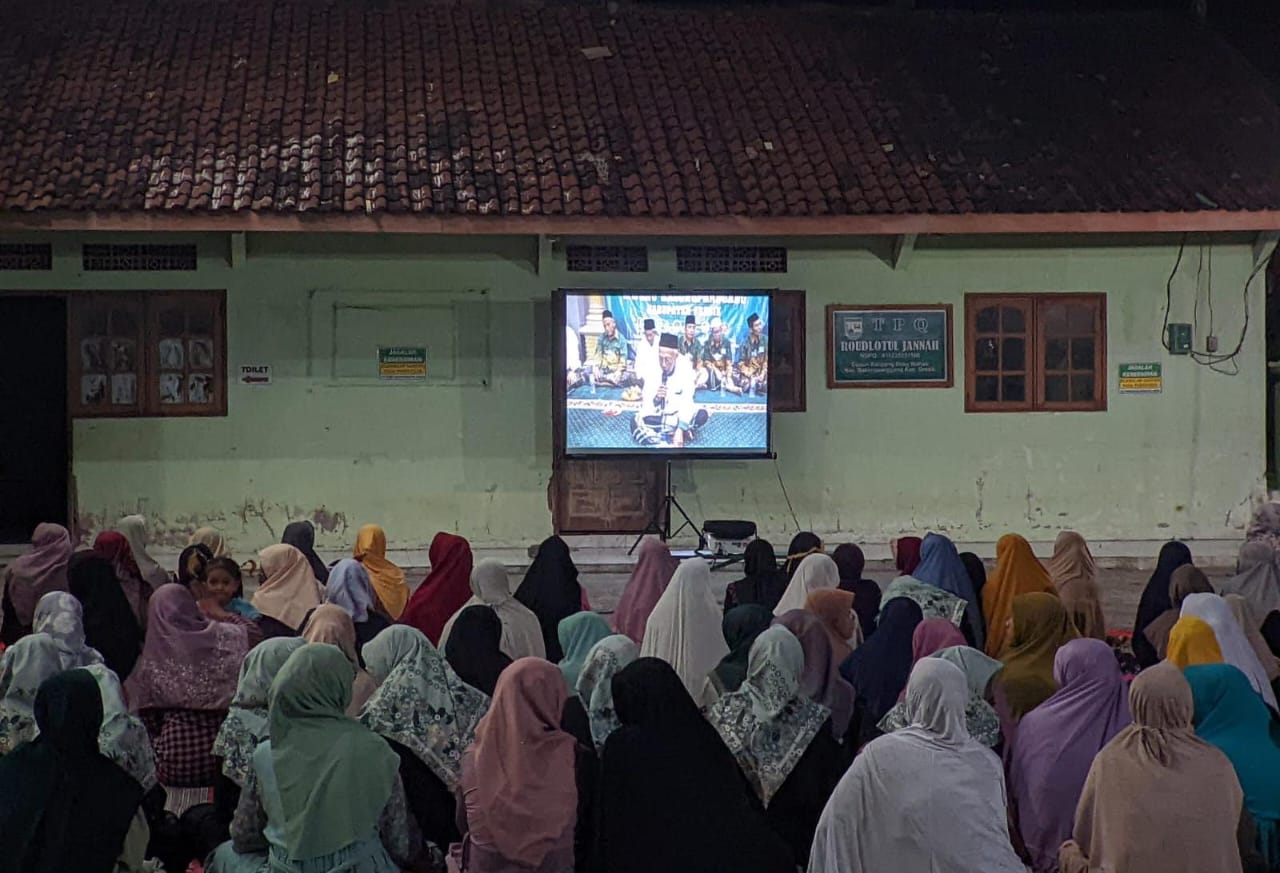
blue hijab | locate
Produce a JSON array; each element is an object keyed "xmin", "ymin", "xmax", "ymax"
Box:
[{"xmin": 914, "ymin": 533, "xmax": 984, "ymax": 651}]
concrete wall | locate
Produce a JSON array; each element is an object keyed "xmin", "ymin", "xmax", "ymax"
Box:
[{"xmin": 0, "ymin": 231, "xmax": 1267, "ymax": 556}]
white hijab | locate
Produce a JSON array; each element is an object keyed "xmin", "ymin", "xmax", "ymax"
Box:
[
  {"xmin": 772, "ymin": 552, "xmax": 839, "ymax": 616},
  {"xmin": 117, "ymin": 514, "xmax": 172, "ymax": 589},
  {"xmin": 1180, "ymin": 592, "xmax": 1278, "ymax": 709},
  {"xmin": 439, "ymin": 558, "xmax": 546, "ymax": 660},
  {"xmin": 640, "ymin": 560, "xmax": 730, "ymax": 697},
  {"xmin": 809, "ymin": 659, "xmax": 1026, "ymax": 873}
]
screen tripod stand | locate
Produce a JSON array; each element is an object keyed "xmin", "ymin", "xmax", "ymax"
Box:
[{"xmin": 629, "ymin": 458, "xmax": 701, "ymax": 554}]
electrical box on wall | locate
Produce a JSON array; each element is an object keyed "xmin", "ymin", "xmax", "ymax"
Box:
[{"xmin": 1167, "ymin": 323, "xmax": 1193, "ymax": 355}]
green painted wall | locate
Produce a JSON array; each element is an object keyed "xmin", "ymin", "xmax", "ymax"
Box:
[{"xmin": 0, "ymin": 231, "xmax": 1267, "ymax": 554}]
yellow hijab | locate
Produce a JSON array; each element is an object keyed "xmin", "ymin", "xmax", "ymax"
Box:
[
  {"xmin": 1166, "ymin": 615, "xmax": 1224, "ymax": 669},
  {"xmin": 998, "ymin": 592, "xmax": 1079, "ymax": 719},
  {"xmin": 983, "ymin": 533, "xmax": 1055, "ymax": 656},
  {"xmin": 354, "ymin": 525, "xmax": 409, "ymax": 619}
]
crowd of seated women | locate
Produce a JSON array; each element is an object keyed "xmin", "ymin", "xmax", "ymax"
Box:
[{"xmin": 2, "ymin": 508, "xmax": 1280, "ymax": 873}]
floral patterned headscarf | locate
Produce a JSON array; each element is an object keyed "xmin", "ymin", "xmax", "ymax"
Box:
[{"xmin": 32, "ymin": 591, "xmax": 104, "ymax": 670}]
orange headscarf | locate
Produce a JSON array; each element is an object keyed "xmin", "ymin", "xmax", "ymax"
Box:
[
  {"xmin": 353, "ymin": 525, "xmax": 409, "ymax": 619},
  {"xmin": 804, "ymin": 589, "xmax": 861, "ymax": 661},
  {"xmin": 1166, "ymin": 615, "xmax": 1224, "ymax": 669},
  {"xmin": 982, "ymin": 533, "xmax": 1055, "ymax": 657}
]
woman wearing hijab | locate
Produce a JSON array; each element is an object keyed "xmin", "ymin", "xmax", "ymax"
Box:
[
  {"xmin": 401, "ymin": 532, "xmax": 474, "ymax": 644},
  {"xmin": 611, "ymin": 537, "xmax": 680, "ymax": 644},
  {"xmin": 1143, "ymin": 564, "xmax": 1214, "ymax": 661},
  {"xmin": 1, "ymin": 522, "xmax": 73, "ymax": 646},
  {"xmin": 83, "ymin": 663, "xmax": 158, "ymax": 793},
  {"xmin": 32, "ymin": 590, "xmax": 103, "ymax": 669},
  {"xmin": 774, "ymin": 609, "xmax": 856, "ymax": 743},
  {"xmin": 440, "ymin": 559, "xmax": 545, "ymax": 660},
  {"xmin": 1133, "ymin": 540, "xmax": 1194, "ymax": 668},
  {"xmin": 301, "ymin": 605, "xmax": 378, "ymax": 716},
  {"xmin": 252, "ymin": 543, "xmax": 323, "ymax": 639},
  {"xmin": 960, "ymin": 551, "xmax": 988, "ymax": 596},
  {"xmin": 878, "ymin": 645, "xmax": 1005, "ymax": 749},
  {"xmin": 207, "ymin": 643, "xmax": 419, "ymax": 873},
  {"xmin": 189, "ymin": 526, "xmax": 230, "ymax": 558},
  {"xmin": 353, "ymin": 524, "xmax": 409, "ymax": 620},
  {"xmin": 0, "ymin": 669, "xmax": 145, "ymax": 873},
  {"xmin": 515, "ymin": 535, "xmax": 584, "ymax": 662},
  {"xmin": 1220, "ymin": 542, "xmax": 1280, "ymax": 640},
  {"xmin": 124, "ymin": 584, "xmax": 249, "ymax": 812},
  {"xmin": 805, "ymin": 588, "xmax": 861, "ymax": 661},
  {"xmin": 893, "ymin": 535, "xmax": 923, "ymax": 575},
  {"xmin": 117, "ymin": 514, "xmax": 173, "ymax": 592},
  {"xmin": 1247, "ymin": 502, "xmax": 1280, "ymax": 554},
  {"xmin": 68, "ymin": 551, "xmax": 143, "ymax": 681},
  {"xmin": 882, "ymin": 573, "xmax": 970, "ymax": 637},
  {"xmin": 94, "ymin": 530, "xmax": 154, "ymax": 630},
  {"xmin": 782, "ymin": 531, "xmax": 823, "ymax": 581},
  {"xmin": 639, "ymin": 559, "xmax": 729, "ymax": 699},
  {"xmin": 724, "ymin": 539, "xmax": 789, "ymax": 614},
  {"xmin": 707, "ymin": 605, "xmax": 777, "ymax": 703},
  {"xmin": 1007, "ymin": 639, "xmax": 1132, "ymax": 873},
  {"xmin": 810, "ymin": 659, "xmax": 1027, "ymax": 873},
  {"xmin": 915, "ymin": 533, "xmax": 985, "ymax": 650},
  {"xmin": 599, "ymin": 657, "xmax": 794, "ymax": 873},
  {"xmin": 1225, "ymin": 594, "xmax": 1280, "ymax": 693},
  {"xmin": 1167, "ymin": 615, "xmax": 1226, "ymax": 668},
  {"xmin": 213, "ymin": 638, "xmax": 307, "ymax": 793},
  {"xmin": 773, "ymin": 552, "xmax": 840, "ymax": 616},
  {"xmin": 1187, "ymin": 663, "xmax": 1280, "ymax": 869},
  {"xmin": 444, "ymin": 606, "xmax": 514, "ymax": 697},
  {"xmin": 455, "ymin": 658, "xmax": 590, "ymax": 873},
  {"xmin": 839, "ymin": 597, "xmax": 924, "ymax": 747},
  {"xmin": 574, "ymin": 634, "xmax": 639, "ymax": 752},
  {"xmin": 707, "ymin": 626, "xmax": 842, "ymax": 867},
  {"xmin": 1046, "ymin": 531, "xmax": 1105, "ymax": 641},
  {"xmin": 832, "ymin": 543, "xmax": 882, "ymax": 635},
  {"xmin": 1182, "ymin": 592, "xmax": 1279, "ymax": 710},
  {"xmin": 982, "ymin": 534, "xmax": 1055, "ymax": 657},
  {"xmin": 865, "ymin": 618, "xmax": 964, "ymax": 737},
  {"xmin": 0, "ymin": 633, "xmax": 66, "ymax": 754},
  {"xmin": 1060, "ymin": 662, "xmax": 1254, "ymax": 873},
  {"xmin": 325, "ymin": 558, "xmax": 391, "ymax": 649},
  {"xmin": 557, "ymin": 611, "xmax": 613, "ymax": 689},
  {"xmin": 361, "ymin": 625, "xmax": 489, "ymax": 853},
  {"xmin": 997, "ymin": 592, "xmax": 1079, "ymax": 722},
  {"xmin": 282, "ymin": 520, "xmax": 330, "ymax": 585}
]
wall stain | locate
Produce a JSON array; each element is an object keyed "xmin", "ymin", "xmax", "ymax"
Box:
[{"xmin": 310, "ymin": 507, "xmax": 348, "ymax": 535}]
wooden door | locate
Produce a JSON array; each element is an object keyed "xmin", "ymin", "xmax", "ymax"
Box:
[{"xmin": 551, "ymin": 457, "xmax": 664, "ymax": 534}]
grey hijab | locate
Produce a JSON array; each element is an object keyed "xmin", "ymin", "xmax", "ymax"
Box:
[{"xmin": 575, "ymin": 634, "xmax": 639, "ymax": 751}]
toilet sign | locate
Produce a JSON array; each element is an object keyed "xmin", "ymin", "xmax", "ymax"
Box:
[{"xmin": 238, "ymin": 364, "xmax": 273, "ymax": 385}]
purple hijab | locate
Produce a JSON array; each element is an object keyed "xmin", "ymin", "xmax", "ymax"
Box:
[
  {"xmin": 5, "ymin": 523, "xmax": 73, "ymax": 627},
  {"xmin": 612, "ymin": 538, "xmax": 680, "ymax": 644},
  {"xmin": 1007, "ymin": 638, "xmax": 1132, "ymax": 872},
  {"xmin": 773, "ymin": 609, "xmax": 855, "ymax": 739}
]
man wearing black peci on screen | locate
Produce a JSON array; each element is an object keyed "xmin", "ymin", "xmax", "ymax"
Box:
[
  {"xmin": 632, "ymin": 333, "xmax": 709, "ymax": 448},
  {"xmin": 735, "ymin": 312, "xmax": 768, "ymax": 395}
]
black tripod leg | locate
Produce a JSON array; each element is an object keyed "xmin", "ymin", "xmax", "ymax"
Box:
[{"xmin": 666, "ymin": 494, "xmax": 701, "ymax": 546}]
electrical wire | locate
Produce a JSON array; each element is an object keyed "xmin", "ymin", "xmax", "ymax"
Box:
[
  {"xmin": 1162, "ymin": 234, "xmax": 1187, "ymax": 352},
  {"xmin": 1188, "ymin": 248, "xmax": 1269, "ymax": 375},
  {"xmin": 774, "ymin": 456, "xmax": 801, "ymax": 532}
]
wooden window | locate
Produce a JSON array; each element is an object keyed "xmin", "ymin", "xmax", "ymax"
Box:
[
  {"xmin": 69, "ymin": 291, "xmax": 226, "ymax": 417},
  {"xmin": 965, "ymin": 293, "xmax": 1106, "ymax": 413}
]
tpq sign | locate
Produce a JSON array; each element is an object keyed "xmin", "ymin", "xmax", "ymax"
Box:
[{"xmin": 826, "ymin": 304, "xmax": 953, "ymax": 388}]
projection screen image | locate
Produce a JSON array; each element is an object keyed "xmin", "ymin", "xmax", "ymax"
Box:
[{"xmin": 562, "ymin": 291, "xmax": 773, "ymax": 457}]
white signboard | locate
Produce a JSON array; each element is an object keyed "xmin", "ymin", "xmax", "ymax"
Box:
[{"xmin": 239, "ymin": 364, "xmax": 273, "ymax": 386}]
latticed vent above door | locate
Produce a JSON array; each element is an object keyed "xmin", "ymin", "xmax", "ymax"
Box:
[
  {"xmin": 0, "ymin": 243, "xmax": 52, "ymax": 270},
  {"xmin": 676, "ymin": 245, "xmax": 787, "ymax": 273},
  {"xmin": 565, "ymin": 245, "xmax": 649, "ymax": 272},
  {"xmin": 83, "ymin": 243, "xmax": 198, "ymax": 271}
]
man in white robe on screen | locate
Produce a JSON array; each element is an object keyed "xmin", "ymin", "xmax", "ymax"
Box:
[{"xmin": 632, "ymin": 333, "xmax": 709, "ymax": 448}]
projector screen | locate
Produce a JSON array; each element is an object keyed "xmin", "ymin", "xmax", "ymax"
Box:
[{"xmin": 559, "ymin": 290, "xmax": 773, "ymax": 457}]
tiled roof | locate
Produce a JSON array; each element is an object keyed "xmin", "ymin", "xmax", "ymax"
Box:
[{"xmin": 1, "ymin": 1, "xmax": 1279, "ymax": 222}]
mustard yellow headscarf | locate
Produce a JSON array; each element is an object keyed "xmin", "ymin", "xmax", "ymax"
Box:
[
  {"xmin": 983, "ymin": 533, "xmax": 1056, "ymax": 657},
  {"xmin": 354, "ymin": 525, "xmax": 409, "ymax": 619},
  {"xmin": 1166, "ymin": 615, "xmax": 1224, "ymax": 669}
]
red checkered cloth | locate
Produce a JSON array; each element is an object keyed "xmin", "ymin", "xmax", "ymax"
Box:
[{"xmin": 140, "ymin": 708, "xmax": 227, "ymax": 788}]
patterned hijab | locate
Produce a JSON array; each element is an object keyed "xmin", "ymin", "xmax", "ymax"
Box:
[
  {"xmin": 1219, "ymin": 541, "xmax": 1280, "ymax": 619},
  {"xmin": 212, "ymin": 637, "xmax": 306, "ymax": 786},
  {"xmin": 33, "ymin": 591, "xmax": 104, "ymax": 669},
  {"xmin": 882, "ymin": 575, "xmax": 968, "ymax": 628},
  {"xmin": 707, "ymin": 625, "xmax": 831, "ymax": 806},
  {"xmin": 4, "ymin": 523, "xmax": 73, "ymax": 628},
  {"xmin": 575, "ymin": 634, "xmax": 639, "ymax": 751},
  {"xmin": 82, "ymin": 663, "xmax": 158, "ymax": 791},
  {"xmin": 557, "ymin": 612, "xmax": 614, "ymax": 690},
  {"xmin": 0, "ymin": 634, "xmax": 65, "ymax": 754},
  {"xmin": 353, "ymin": 524, "xmax": 408, "ymax": 619},
  {"xmin": 253, "ymin": 544, "xmax": 322, "ymax": 632},
  {"xmin": 915, "ymin": 533, "xmax": 984, "ymax": 650},
  {"xmin": 982, "ymin": 534, "xmax": 1054, "ymax": 657},
  {"xmin": 360, "ymin": 625, "xmax": 489, "ymax": 792},
  {"xmin": 711, "ymin": 605, "xmax": 775, "ymax": 696}
]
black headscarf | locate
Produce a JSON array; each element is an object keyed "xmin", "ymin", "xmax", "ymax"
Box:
[
  {"xmin": 832, "ymin": 543, "xmax": 882, "ymax": 636},
  {"xmin": 176, "ymin": 543, "xmax": 213, "ymax": 587},
  {"xmin": 282, "ymin": 521, "xmax": 330, "ymax": 583},
  {"xmin": 0, "ymin": 669, "xmax": 144, "ymax": 873},
  {"xmin": 725, "ymin": 540, "xmax": 788, "ymax": 613},
  {"xmin": 1133, "ymin": 541, "xmax": 1194, "ymax": 668},
  {"xmin": 513, "ymin": 535, "xmax": 583, "ymax": 662},
  {"xmin": 67, "ymin": 552, "xmax": 142, "ymax": 681},
  {"xmin": 711, "ymin": 605, "xmax": 774, "ymax": 694},
  {"xmin": 839, "ymin": 597, "xmax": 924, "ymax": 728},
  {"xmin": 959, "ymin": 552, "xmax": 987, "ymax": 598},
  {"xmin": 443, "ymin": 605, "xmax": 513, "ymax": 696},
  {"xmin": 783, "ymin": 532, "xmax": 824, "ymax": 581},
  {"xmin": 600, "ymin": 658, "xmax": 793, "ymax": 873}
]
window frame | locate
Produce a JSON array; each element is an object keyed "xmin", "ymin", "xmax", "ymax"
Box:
[
  {"xmin": 964, "ymin": 292, "xmax": 1107, "ymax": 414},
  {"xmin": 68, "ymin": 290, "xmax": 228, "ymax": 419}
]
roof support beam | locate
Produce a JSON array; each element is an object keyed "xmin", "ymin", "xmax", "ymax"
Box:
[
  {"xmin": 228, "ymin": 231, "xmax": 247, "ymax": 268},
  {"xmin": 891, "ymin": 233, "xmax": 917, "ymax": 270}
]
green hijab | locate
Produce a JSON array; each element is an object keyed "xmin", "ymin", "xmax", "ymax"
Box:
[
  {"xmin": 268, "ymin": 643, "xmax": 398, "ymax": 859},
  {"xmin": 557, "ymin": 612, "xmax": 614, "ymax": 689}
]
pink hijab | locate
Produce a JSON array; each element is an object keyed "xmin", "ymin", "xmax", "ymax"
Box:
[
  {"xmin": 897, "ymin": 619, "xmax": 967, "ymax": 702},
  {"xmin": 123, "ymin": 583, "xmax": 249, "ymax": 712},
  {"xmin": 4, "ymin": 523, "xmax": 72, "ymax": 626},
  {"xmin": 612, "ymin": 538, "xmax": 680, "ymax": 644},
  {"xmin": 461, "ymin": 658, "xmax": 578, "ymax": 868}
]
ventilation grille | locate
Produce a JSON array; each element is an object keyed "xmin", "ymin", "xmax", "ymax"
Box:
[
  {"xmin": 83, "ymin": 243, "xmax": 198, "ymax": 271},
  {"xmin": 0, "ymin": 243, "xmax": 52, "ymax": 270},
  {"xmin": 676, "ymin": 245, "xmax": 787, "ymax": 273},
  {"xmin": 565, "ymin": 245, "xmax": 648, "ymax": 273}
]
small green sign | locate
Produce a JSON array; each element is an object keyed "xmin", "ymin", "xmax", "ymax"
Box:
[
  {"xmin": 377, "ymin": 346, "xmax": 427, "ymax": 381},
  {"xmin": 1118, "ymin": 362, "xmax": 1162, "ymax": 394},
  {"xmin": 827, "ymin": 305, "xmax": 953, "ymax": 388}
]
